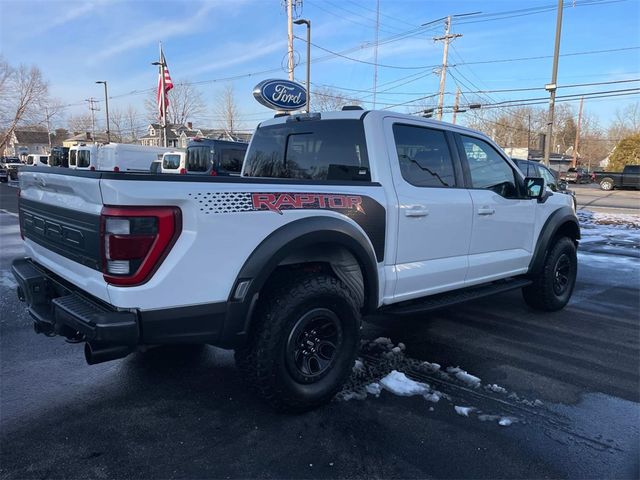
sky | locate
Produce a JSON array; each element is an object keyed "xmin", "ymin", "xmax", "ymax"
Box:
[{"xmin": 0, "ymin": 0, "xmax": 639, "ymax": 134}]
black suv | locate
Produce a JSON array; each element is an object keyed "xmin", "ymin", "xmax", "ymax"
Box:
[{"xmin": 514, "ymin": 159, "xmax": 576, "ymax": 209}]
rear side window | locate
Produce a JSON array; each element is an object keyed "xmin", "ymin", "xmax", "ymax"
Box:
[
  {"xmin": 69, "ymin": 150, "xmax": 77, "ymax": 166},
  {"xmin": 243, "ymin": 119, "xmax": 370, "ymax": 181},
  {"xmin": 219, "ymin": 148, "xmax": 245, "ymax": 174},
  {"xmin": 392, "ymin": 124, "xmax": 456, "ymax": 187},
  {"xmin": 163, "ymin": 154, "xmax": 182, "ymax": 170},
  {"xmin": 186, "ymin": 146, "xmax": 212, "ymax": 172},
  {"xmin": 77, "ymin": 150, "xmax": 90, "ymax": 168}
]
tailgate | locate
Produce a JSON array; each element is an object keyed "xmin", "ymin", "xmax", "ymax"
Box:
[{"xmin": 18, "ymin": 169, "xmax": 110, "ymax": 303}]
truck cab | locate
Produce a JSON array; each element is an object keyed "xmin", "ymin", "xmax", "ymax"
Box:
[{"xmin": 185, "ymin": 138, "xmax": 248, "ymax": 176}]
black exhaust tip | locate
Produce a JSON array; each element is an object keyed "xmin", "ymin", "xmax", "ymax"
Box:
[{"xmin": 84, "ymin": 342, "xmax": 132, "ymax": 365}]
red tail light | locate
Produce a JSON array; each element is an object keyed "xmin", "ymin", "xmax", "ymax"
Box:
[
  {"xmin": 179, "ymin": 168, "xmax": 187, "ymax": 175},
  {"xmin": 113, "ymin": 166, "xmax": 120, "ymax": 172},
  {"xmin": 100, "ymin": 206, "xmax": 182, "ymax": 286},
  {"xmin": 210, "ymin": 169, "xmax": 217, "ymax": 176}
]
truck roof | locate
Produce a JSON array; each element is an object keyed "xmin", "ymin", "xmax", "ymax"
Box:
[{"xmin": 257, "ymin": 109, "xmax": 493, "ymax": 141}]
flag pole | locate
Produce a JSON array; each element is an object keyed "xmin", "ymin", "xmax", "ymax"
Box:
[{"xmin": 159, "ymin": 42, "xmax": 167, "ymax": 148}]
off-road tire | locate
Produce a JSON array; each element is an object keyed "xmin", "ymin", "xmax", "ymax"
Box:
[
  {"xmin": 600, "ymin": 178, "xmax": 614, "ymax": 191},
  {"xmin": 235, "ymin": 273, "xmax": 361, "ymax": 411},
  {"xmin": 522, "ymin": 236, "xmax": 577, "ymax": 311}
]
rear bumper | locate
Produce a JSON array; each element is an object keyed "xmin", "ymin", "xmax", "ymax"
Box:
[
  {"xmin": 11, "ymin": 258, "xmax": 230, "ymax": 347},
  {"xmin": 12, "ymin": 258, "xmax": 139, "ymax": 344}
]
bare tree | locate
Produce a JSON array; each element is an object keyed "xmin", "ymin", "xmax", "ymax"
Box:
[
  {"xmin": 214, "ymin": 84, "xmax": 241, "ymax": 135},
  {"xmin": 108, "ymin": 108, "xmax": 125, "ymax": 142},
  {"xmin": 125, "ymin": 105, "xmax": 141, "ymax": 142},
  {"xmin": 145, "ymin": 80, "xmax": 206, "ymax": 125},
  {"xmin": 0, "ymin": 58, "xmax": 49, "ymax": 152},
  {"xmin": 313, "ymin": 87, "xmax": 360, "ymax": 112},
  {"xmin": 67, "ymin": 113, "xmax": 94, "ymax": 134},
  {"xmin": 608, "ymin": 102, "xmax": 640, "ymax": 140}
]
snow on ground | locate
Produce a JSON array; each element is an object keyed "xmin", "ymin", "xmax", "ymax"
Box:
[
  {"xmin": 379, "ymin": 370, "xmax": 431, "ymax": 397},
  {"xmin": 337, "ymin": 337, "xmax": 534, "ymax": 427},
  {"xmin": 578, "ymin": 210, "xmax": 640, "ymax": 248}
]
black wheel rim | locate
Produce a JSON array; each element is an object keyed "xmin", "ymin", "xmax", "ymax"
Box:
[
  {"xmin": 553, "ymin": 253, "xmax": 572, "ymax": 295},
  {"xmin": 286, "ymin": 308, "xmax": 343, "ymax": 382}
]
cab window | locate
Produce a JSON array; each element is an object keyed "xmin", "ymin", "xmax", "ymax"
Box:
[
  {"xmin": 392, "ymin": 124, "xmax": 456, "ymax": 187},
  {"xmin": 460, "ymin": 136, "xmax": 518, "ymax": 198},
  {"xmin": 76, "ymin": 150, "xmax": 90, "ymax": 168},
  {"xmin": 163, "ymin": 154, "xmax": 182, "ymax": 170},
  {"xmin": 219, "ymin": 148, "xmax": 245, "ymax": 174}
]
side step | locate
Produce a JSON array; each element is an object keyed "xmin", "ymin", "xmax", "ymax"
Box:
[{"xmin": 381, "ymin": 278, "xmax": 532, "ymax": 315}]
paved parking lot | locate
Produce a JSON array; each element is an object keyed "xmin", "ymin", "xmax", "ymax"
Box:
[{"xmin": 1, "ymin": 183, "xmax": 638, "ymax": 479}]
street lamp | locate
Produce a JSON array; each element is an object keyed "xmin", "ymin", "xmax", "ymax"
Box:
[
  {"xmin": 95, "ymin": 81, "xmax": 110, "ymax": 143},
  {"xmin": 294, "ymin": 18, "xmax": 311, "ymax": 113}
]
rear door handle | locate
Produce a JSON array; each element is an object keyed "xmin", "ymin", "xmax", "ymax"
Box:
[
  {"xmin": 405, "ymin": 205, "xmax": 430, "ymax": 217},
  {"xmin": 477, "ymin": 206, "xmax": 495, "ymax": 216}
]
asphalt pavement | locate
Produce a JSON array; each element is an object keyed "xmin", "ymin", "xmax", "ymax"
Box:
[{"xmin": 1, "ymin": 182, "xmax": 639, "ymax": 479}]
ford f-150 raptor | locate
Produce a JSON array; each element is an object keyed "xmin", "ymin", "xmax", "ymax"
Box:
[{"xmin": 12, "ymin": 109, "xmax": 580, "ymax": 410}]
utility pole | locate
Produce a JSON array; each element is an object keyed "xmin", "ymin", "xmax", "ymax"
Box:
[
  {"xmin": 572, "ymin": 96, "xmax": 584, "ymax": 168},
  {"xmin": 96, "ymin": 81, "xmax": 111, "ymax": 143},
  {"xmin": 434, "ymin": 16, "xmax": 462, "ymax": 121},
  {"xmin": 287, "ymin": 0, "xmax": 294, "ymax": 80},
  {"xmin": 527, "ymin": 113, "xmax": 531, "ymax": 158},
  {"xmin": 85, "ymin": 97, "xmax": 99, "ymax": 141},
  {"xmin": 294, "ymin": 19, "xmax": 311, "ymax": 112},
  {"xmin": 452, "ymin": 87, "xmax": 461, "ymax": 124},
  {"xmin": 372, "ymin": 0, "xmax": 380, "ymax": 109},
  {"xmin": 44, "ymin": 107, "xmax": 52, "ymax": 151},
  {"xmin": 543, "ymin": 0, "xmax": 564, "ymax": 167}
]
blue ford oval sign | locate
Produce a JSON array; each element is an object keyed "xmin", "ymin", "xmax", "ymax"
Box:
[{"xmin": 253, "ymin": 79, "xmax": 307, "ymax": 111}]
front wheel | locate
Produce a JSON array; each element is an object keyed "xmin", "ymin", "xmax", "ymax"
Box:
[
  {"xmin": 235, "ymin": 273, "xmax": 361, "ymax": 411},
  {"xmin": 523, "ymin": 237, "xmax": 577, "ymax": 311},
  {"xmin": 600, "ymin": 178, "xmax": 614, "ymax": 191}
]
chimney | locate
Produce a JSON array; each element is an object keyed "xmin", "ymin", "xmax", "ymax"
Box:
[{"xmin": 187, "ymin": 122, "xmax": 193, "ymax": 129}]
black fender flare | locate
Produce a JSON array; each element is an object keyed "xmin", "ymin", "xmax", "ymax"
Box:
[
  {"xmin": 219, "ymin": 216, "xmax": 380, "ymax": 348},
  {"xmin": 528, "ymin": 206, "xmax": 580, "ymax": 275}
]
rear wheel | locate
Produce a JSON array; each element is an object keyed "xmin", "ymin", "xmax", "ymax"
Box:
[
  {"xmin": 600, "ymin": 178, "xmax": 614, "ymax": 191},
  {"xmin": 235, "ymin": 273, "xmax": 360, "ymax": 411},
  {"xmin": 523, "ymin": 237, "xmax": 577, "ymax": 311}
]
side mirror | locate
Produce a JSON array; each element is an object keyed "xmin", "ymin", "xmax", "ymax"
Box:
[{"xmin": 525, "ymin": 177, "xmax": 545, "ymax": 200}]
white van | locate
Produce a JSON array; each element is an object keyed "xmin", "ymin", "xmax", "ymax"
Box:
[
  {"xmin": 69, "ymin": 143, "xmax": 172, "ymax": 172},
  {"xmin": 160, "ymin": 151, "xmax": 187, "ymax": 174},
  {"xmin": 26, "ymin": 154, "xmax": 50, "ymax": 167}
]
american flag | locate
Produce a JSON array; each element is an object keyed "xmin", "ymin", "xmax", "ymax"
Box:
[{"xmin": 157, "ymin": 47, "xmax": 174, "ymax": 119}]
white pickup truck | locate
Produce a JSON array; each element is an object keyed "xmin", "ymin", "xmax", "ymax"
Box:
[{"xmin": 12, "ymin": 109, "xmax": 579, "ymax": 410}]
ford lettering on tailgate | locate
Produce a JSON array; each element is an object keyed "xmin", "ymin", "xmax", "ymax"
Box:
[{"xmin": 20, "ymin": 198, "xmax": 102, "ymax": 271}]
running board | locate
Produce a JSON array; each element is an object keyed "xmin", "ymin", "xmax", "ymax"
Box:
[{"xmin": 381, "ymin": 278, "xmax": 532, "ymax": 315}]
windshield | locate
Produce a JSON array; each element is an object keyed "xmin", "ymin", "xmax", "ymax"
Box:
[
  {"xmin": 77, "ymin": 150, "xmax": 90, "ymax": 168},
  {"xmin": 186, "ymin": 146, "xmax": 213, "ymax": 172},
  {"xmin": 243, "ymin": 119, "xmax": 370, "ymax": 181},
  {"xmin": 163, "ymin": 154, "xmax": 182, "ymax": 170}
]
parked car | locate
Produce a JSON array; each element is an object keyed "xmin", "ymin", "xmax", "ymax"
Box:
[
  {"xmin": 69, "ymin": 143, "xmax": 172, "ymax": 172},
  {"xmin": 513, "ymin": 158, "xmax": 576, "ymax": 210},
  {"xmin": 26, "ymin": 154, "xmax": 50, "ymax": 167},
  {"xmin": 560, "ymin": 167, "xmax": 590, "ymax": 184},
  {"xmin": 0, "ymin": 157, "xmax": 22, "ymax": 183},
  {"xmin": 185, "ymin": 138, "xmax": 248, "ymax": 176},
  {"xmin": 12, "ymin": 109, "xmax": 579, "ymax": 411},
  {"xmin": 161, "ymin": 151, "xmax": 187, "ymax": 174},
  {"xmin": 593, "ymin": 165, "xmax": 640, "ymax": 191}
]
